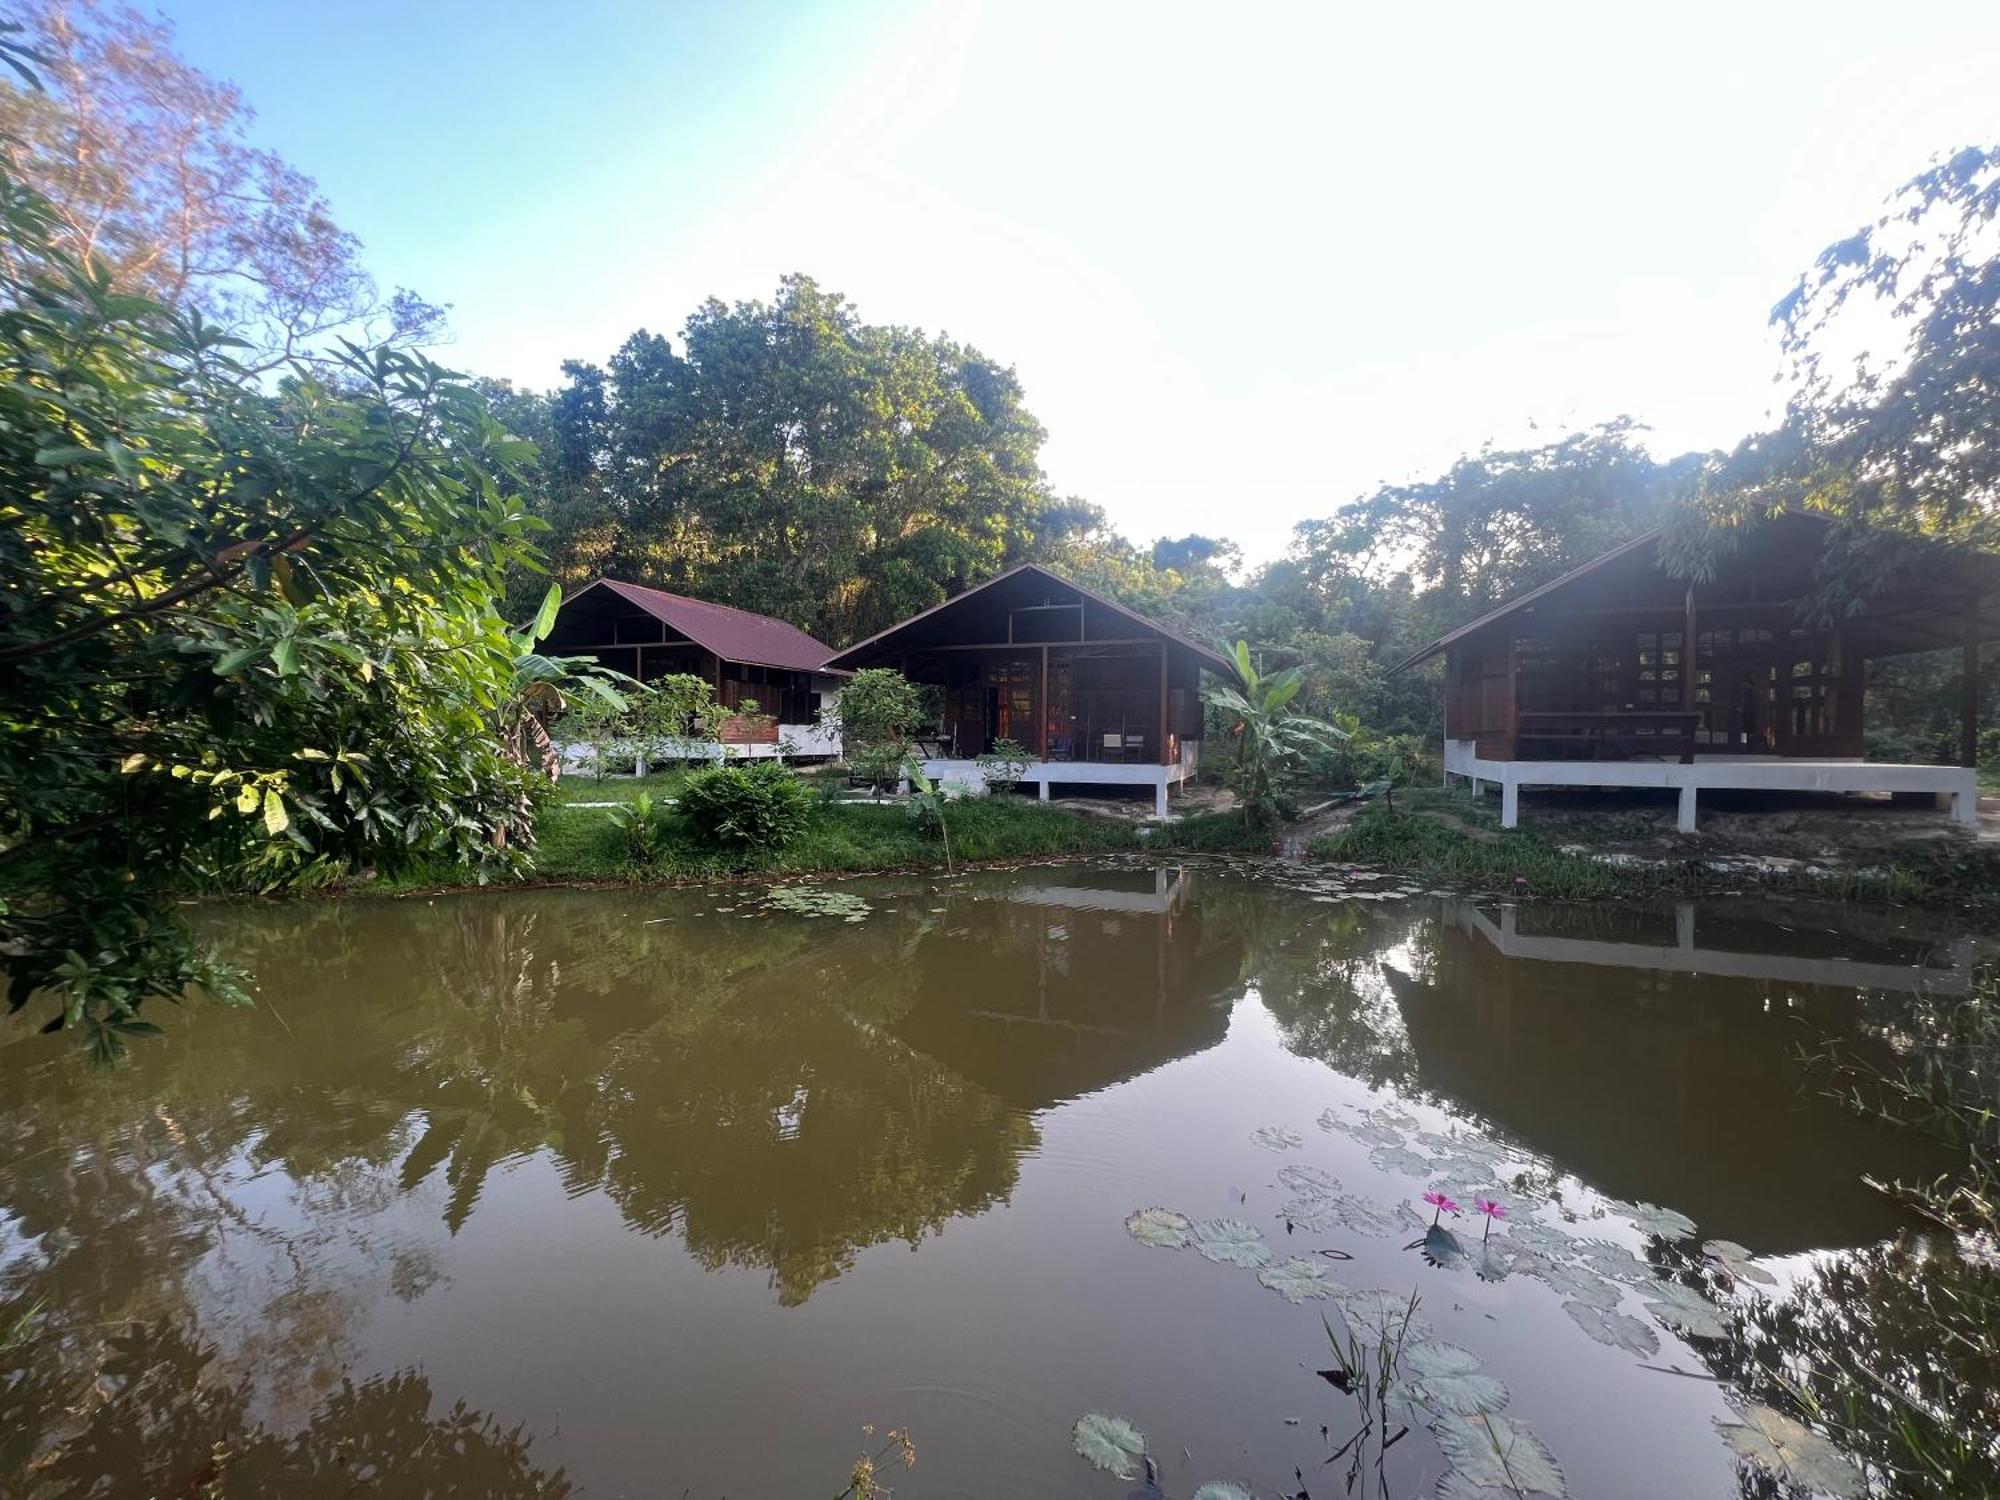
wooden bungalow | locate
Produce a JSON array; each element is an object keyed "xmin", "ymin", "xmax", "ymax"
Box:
[
  {"xmin": 544, "ymin": 579, "xmax": 847, "ymax": 758},
  {"xmin": 1395, "ymin": 512, "xmax": 1996, "ymax": 829},
  {"xmin": 823, "ymin": 563, "xmax": 1235, "ymax": 815}
]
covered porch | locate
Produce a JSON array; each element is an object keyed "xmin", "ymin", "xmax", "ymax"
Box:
[
  {"xmin": 825, "ymin": 563, "xmax": 1234, "ymax": 816},
  {"xmin": 1401, "ymin": 515, "xmax": 2000, "ymax": 833},
  {"xmin": 1444, "ymin": 738, "xmax": 1978, "ymax": 831}
]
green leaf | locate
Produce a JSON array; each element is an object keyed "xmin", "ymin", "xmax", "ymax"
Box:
[
  {"xmin": 1713, "ymin": 1405, "xmax": 1862, "ymax": 1498},
  {"xmin": 1125, "ymin": 1206, "xmax": 1192, "ymax": 1249},
  {"xmin": 270, "ymin": 639, "xmax": 298, "ymax": 677},
  {"xmin": 262, "ymin": 787, "xmax": 288, "ymax": 836},
  {"xmin": 529, "ymin": 582, "xmax": 561, "ymax": 644},
  {"xmin": 213, "ymin": 646, "xmax": 260, "ymax": 675},
  {"xmin": 1257, "ymin": 1257, "xmax": 1341, "ymax": 1303},
  {"xmin": 1188, "ymin": 1217, "xmax": 1271, "ymax": 1268},
  {"xmin": 119, "ymin": 753, "xmax": 147, "ymax": 773},
  {"xmin": 1071, "ymin": 1413, "xmax": 1147, "ymax": 1479}
]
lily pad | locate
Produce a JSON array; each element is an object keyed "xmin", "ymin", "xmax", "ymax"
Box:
[
  {"xmin": 1391, "ymin": 1340, "xmax": 1510, "ymax": 1416},
  {"xmin": 1277, "ymin": 1162, "xmax": 1339, "ymax": 1198},
  {"xmin": 1333, "ymin": 1287, "xmax": 1433, "ymax": 1342},
  {"xmin": 1277, "ymin": 1197, "xmax": 1339, "ymax": 1232},
  {"xmin": 1714, "ymin": 1404, "xmax": 1863, "ymax": 1498},
  {"xmin": 766, "ymin": 886, "xmax": 872, "ymax": 921},
  {"xmin": 1702, "ymin": 1239, "xmax": 1778, "ymax": 1286},
  {"xmin": 1433, "ymin": 1412, "xmax": 1567, "ymax": 1497},
  {"xmin": 1570, "ymin": 1238, "xmax": 1647, "ymax": 1283},
  {"xmin": 1190, "ymin": 1485, "xmax": 1253, "ymax": 1500},
  {"xmin": 1421, "ymin": 1223, "xmax": 1470, "ymax": 1270},
  {"xmin": 1072, "ymin": 1412, "xmax": 1148, "ymax": 1479},
  {"xmin": 1625, "ymin": 1201, "xmax": 1697, "ymax": 1240},
  {"xmin": 1561, "ymin": 1301, "xmax": 1660, "ymax": 1358},
  {"xmin": 1370, "ymin": 1143, "xmax": 1436, "ymax": 1176},
  {"xmin": 1641, "ymin": 1280, "xmax": 1728, "ymax": 1339},
  {"xmin": 1251, "ymin": 1124, "xmax": 1305, "ymax": 1152},
  {"xmin": 1258, "ymin": 1257, "xmax": 1341, "ymax": 1304},
  {"xmin": 1190, "ymin": 1217, "xmax": 1273, "ymax": 1268},
  {"xmin": 1535, "ymin": 1264, "xmax": 1620, "ymax": 1309},
  {"xmin": 1125, "ymin": 1206, "xmax": 1192, "ymax": 1250}
]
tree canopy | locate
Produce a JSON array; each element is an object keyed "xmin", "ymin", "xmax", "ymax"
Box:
[
  {"xmin": 0, "ymin": 159, "xmax": 542, "ymax": 1057},
  {"xmin": 0, "ymin": 0, "xmax": 443, "ymax": 370}
]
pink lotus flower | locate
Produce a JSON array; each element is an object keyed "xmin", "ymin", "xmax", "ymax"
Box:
[
  {"xmin": 1422, "ymin": 1190, "xmax": 1460, "ymax": 1225},
  {"xmin": 1474, "ymin": 1197, "xmax": 1506, "ymax": 1240}
]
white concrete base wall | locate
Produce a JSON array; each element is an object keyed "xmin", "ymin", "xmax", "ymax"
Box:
[
  {"xmin": 1441, "ymin": 739, "xmax": 1979, "ymax": 832},
  {"xmin": 556, "ymin": 722, "xmax": 838, "ymax": 775},
  {"xmin": 920, "ymin": 750, "xmax": 1196, "ymax": 818}
]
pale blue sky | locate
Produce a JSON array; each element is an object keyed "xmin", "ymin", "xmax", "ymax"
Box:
[{"xmin": 162, "ymin": 1, "xmax": 2000, "ymax": 561}]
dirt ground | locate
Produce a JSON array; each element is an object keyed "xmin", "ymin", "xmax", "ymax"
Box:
[{"xmin": 1444, "ymin": 784, "xmax": 2000, "ymax": 871}]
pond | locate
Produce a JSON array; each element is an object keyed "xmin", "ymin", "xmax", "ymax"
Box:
[{"xmin": 0, "ymin": 862, "xmax": 1984, "ymax": 1498}]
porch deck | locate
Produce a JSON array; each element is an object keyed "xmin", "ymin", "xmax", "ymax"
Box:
[
  {"xmin": 921, "ymin": 742, "xmax": 1199, "ymax": 818},
  {"xmin": 1443, "ymin": 739, "xmax": 1978, "ymax": 832}
]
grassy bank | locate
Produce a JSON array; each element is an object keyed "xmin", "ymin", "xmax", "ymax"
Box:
[
  {"xmin": 1309, "ymin": 786, "xmax": 2000, "ymax": 908},
  {"xmin": 358, "ymin": 783, "xmax": 1267, "ymax": 895}
]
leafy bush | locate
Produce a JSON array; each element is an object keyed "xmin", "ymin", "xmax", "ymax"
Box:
[
  {"xmin": 605, "ymin": 791, "xmax": 669, "ymax": 864},
  {"xmin": 975, "ymin": 738, "xmax": 1032, "ymax": 792},
  {"xmin": 676, "ymin": 762, "xmax": 813, "ymax": 851}
]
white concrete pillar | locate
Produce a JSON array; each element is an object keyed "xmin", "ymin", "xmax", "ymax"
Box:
[
  {"xmin": 1153, "ymin": 774, "xmax": 1169, "ymax": 819},
  {"xmin": 1038, "ymin": 777, "xmax": 1050, "ymax": 802},
  {"xmin": 1953, "ymin": 782, "xmax": 1979, "ymax": 828},
  {"xmin": 1499, "ymin": 778, "xmax": 1519, "ymax": 828},
  {"xmin": 1677, "ymin": 782, "xmax": 1698, "ymax": 834},
  {"xmin": 1470, "ymin": 777, "xmax": 1484, "ymax": 797}
]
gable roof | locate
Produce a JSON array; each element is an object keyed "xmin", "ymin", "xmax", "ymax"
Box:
[
  {"xmin": 1388, "ymin": 530, "xmax": 1665, "ymax": 674},
  {"xmin": 824, "ymin": 563, "xmax": 1239, "ymax": 677},
  {"xmin": 1389, "ymin": 513, "xmax": 2000, "ymax": 672},
  {"xmin": 564, "ymin": 579, "xmax": 841, "ymax": 675}
]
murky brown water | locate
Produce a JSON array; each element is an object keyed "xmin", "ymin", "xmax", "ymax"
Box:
[{"xmin": 0, "ymin": 863, "xmax": 1975, "ymax": 1498}]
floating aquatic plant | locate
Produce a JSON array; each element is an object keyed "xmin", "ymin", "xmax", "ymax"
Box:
[
  {"xmin": 1714, "ymin": 1403, "xmax": 1863, "ymax": 1498},
  {"xmin": 1561, "ymin": 1301, "xmax": 1660, "ymax": 1358},
  {"xmin": 765, "ymin": 886, "xmax": 872, "ymax": 922},
  {"xmin": 1639, "ymin": 1280, "xmax": 1728, "ymax": 1339},
  {"xmin": 1125, "ymin": 1206, "xmax": 1192, "ymax": 1250},
  {"xmin": 1701, "ymin": 1238, "xmax": 1778, "ymax": 1286},
  {"xmin": 1388, "ymin": 1340, "xmax": 1510, "ymax": 1417},
  {"xmin": 1071, "ymin": 1412, "xmax": 1147, "ymax": 1479},
  {"xmin": 1623, "ymin": 1201, "xmax": 1697, "ymax": 1240},
  {"xmin": 1420, "ymin": 1223, "xmax": 1470, "ymax": 1270},
  {"xmin": 1250, "ymin": 1124, "xmax": 1304, "ymax": 1152},
  {"xmin": 1432, "ymin": 1411, "xmax": 1568, "ymax": 1498},
  {"xmin": 1258, "ymin": 1257, "xmax": 1341, "ymax": 1303},
  {"xmin": 1370, "ymin": 1142, "xmax": 1435, "ymax": 1176},
  {"xmin": 1474, "ymin": 1198, "xmax": 1506, "ymax": 1242},
  {"xmin": 1569, "ymin": 1238, "xmax": 1646, "ymax": 1283},
  {"xmin": 1187, "ymin": 1484, "xmax": 1253, "ymax": 1500},
  {"xmin": 1334, "ymin": 1287, "xmax": 1434, "ymax": 1342},
  {"xmin": 1534, "ymin": 1264, "xmax": 1620, "ymax": 1310},
  {"xmin": 1189, "ymin": 1217, "xmax": 1273, "ymax": 1268},
  {"xmin": 1276, "ymin": 1162, "xmax": 1338, "ymax": 1197}
]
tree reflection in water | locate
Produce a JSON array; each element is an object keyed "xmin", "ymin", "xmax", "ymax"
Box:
[
  {"xmin": 1, "ymin": 870, "xmax": 1989, "ymax": 1497},
  {"xmin": 1, "ymin": 1310, "xmax": 571, "ymax": 1498}
]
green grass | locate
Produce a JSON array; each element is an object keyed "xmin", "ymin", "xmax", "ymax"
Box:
[
  {"xmin": 550, "ymin": 769, "xmax": 693, "ymax": 806},
  {"xmin": 368, "ymin": 791, "xmax": 1171, "ymax": 894},
  {"xmin": 1308, "ymin": 797, "xmax": 1642, "ymax": 900},
  {"xmin": 1309, "ymin": 786, "xmax": 2000, "ymax": 908}
]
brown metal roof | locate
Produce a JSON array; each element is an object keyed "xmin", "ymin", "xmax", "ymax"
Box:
[
  {"xmin": 1387, "ymin": 530, "xmax": 1665, "ymax": 674},
  {"xmin": 823, "ymin": 563, "xmax": 1240, "ymax": 678},
  {"xmin": 1389, "ymin": 515, "xmax": 2000, "ymax": 673},
  {"xmin": 567, "ymin": 579, "xmax": 842, "ymax": 675}
]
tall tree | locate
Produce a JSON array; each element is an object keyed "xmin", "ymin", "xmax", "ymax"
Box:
[
  {"xmin": 0, "ymin": 0, "xmax": 442, "ymax": 371},
  {"xmin": 531, "ymin": 275, "xmax": 1057, "ymax": 642},
  {"xmin": 1669, "ymin": 145, "xmax": 2000, "ymax": 619},
  {"xmin": 0, "ymin": 159, "xmax": 541, "ymax": 1058}
]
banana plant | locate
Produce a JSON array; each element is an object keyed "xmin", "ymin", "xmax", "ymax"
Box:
[
  {"xmin": 500, "ymin": 584, "xmax": 633, "ymax": 778},
  {"xmin": 1203, "ymin": 640, "xmax": 1349, "ymax": 829}
]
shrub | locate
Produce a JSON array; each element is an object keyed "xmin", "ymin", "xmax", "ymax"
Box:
[
  {"xmin": 677, "ymin": 761, "xmax": 813, "ymax": 851},
  {"xmin": 605, "ymin": 791, "xmax": 669, "ymax": 865},
  {"xmin": 975, "ymin": 737, "xmax": 1032, "ymax": 793}
]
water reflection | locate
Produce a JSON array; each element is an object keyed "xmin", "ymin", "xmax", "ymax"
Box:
[{"xmin": 0, "ymin": 866, "xmax": 1979, "ymax": 1497}]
